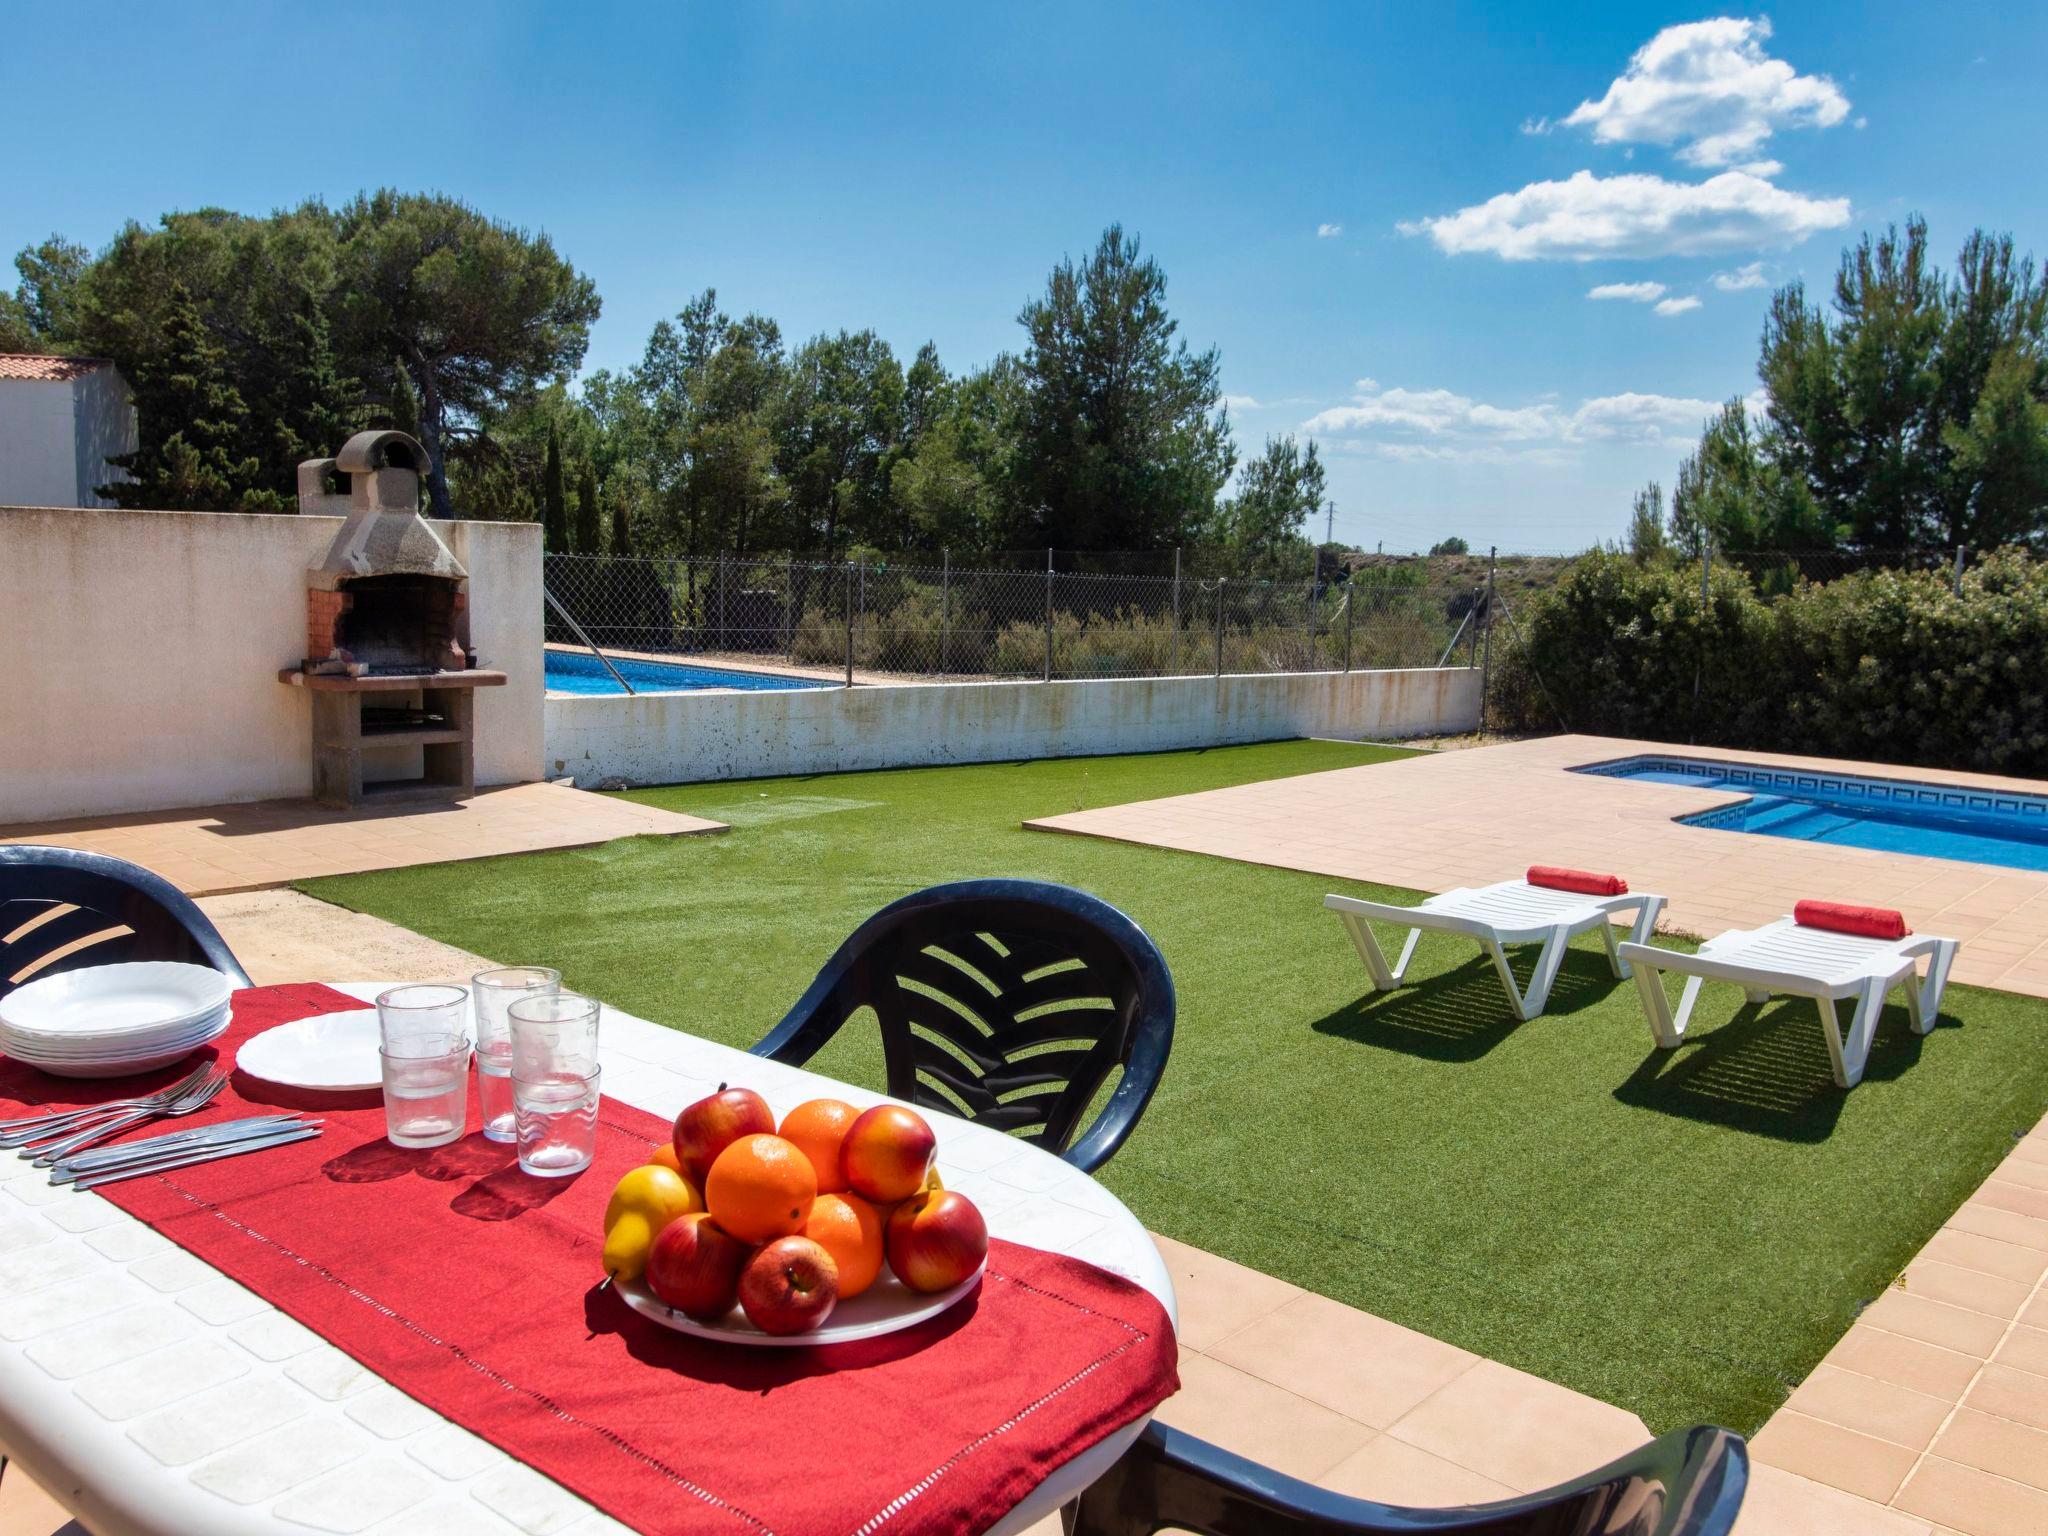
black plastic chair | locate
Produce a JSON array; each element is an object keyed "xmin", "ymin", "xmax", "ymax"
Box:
[
  {"xmin": 750, "ymin": 879, "xmax": 1174, "ymax": 1172},
  {"xmin": 0, "ymin": 846, "xmax": 250, "ymax": 1001},
  {"xmin": 1064, "ymin": 1421, "xmax": 1746, "ymax": 1536}
]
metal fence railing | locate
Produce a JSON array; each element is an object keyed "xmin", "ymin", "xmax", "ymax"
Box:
[{"xmin": 542, "ymin": 552, "xmax": 1489, "ymax": 685}]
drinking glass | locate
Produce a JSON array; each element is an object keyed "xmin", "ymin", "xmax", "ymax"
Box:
[
  {"xmin": 471, "ymin": 967, "xmax": 560, "ymax": 1144},
  {"xmin": 376, "ymin": 984, "xmax": 470, "ymax": 1057},
  {"xmin": 513, "ymin": 1064, "xmax": 602, "ymax": 1177},
  {"xmin": 379, "ymin": 1037, "xmax": 469, "ymax": 1148},
  {"xmin": 506, "ymin": 990, "xmax": 601, "ymax": 1080}
]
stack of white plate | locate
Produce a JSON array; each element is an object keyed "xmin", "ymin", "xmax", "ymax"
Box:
[{"xmin": 0, "ymin": 962, "xmax": 234, "ymax": 1079}]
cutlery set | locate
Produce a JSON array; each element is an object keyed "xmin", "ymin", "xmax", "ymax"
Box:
[{"xmin": 0, "ymin": 1065, "xmax": 322, "ymax": 1188}]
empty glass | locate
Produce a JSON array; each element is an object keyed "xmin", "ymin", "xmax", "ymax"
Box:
[
  {"xmin": 379, "ymin": 1037, "xmax": 469, "ymax": 1148},
  {"xmin": 376, "ymin": 984, "xmax": 470, "ymax": 1057},
  {"xmin": 506, "ymin": 990, "xmax": 601, "ymax": 1079},
  {"xmin": 513, "ymin": 1064, "xmax": 602, "ymax": 1177},
  {"xmin": 471, "ymin": 967, "xmax": 560, "ymax": 1144}
]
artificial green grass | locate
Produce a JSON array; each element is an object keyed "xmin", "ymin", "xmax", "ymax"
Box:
[{"xmin": 303, "ymin": 740, "xmax": 2048, "ymax": 1435}]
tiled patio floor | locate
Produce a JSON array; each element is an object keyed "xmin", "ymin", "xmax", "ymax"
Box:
[
  {"xmin": 1026, "ymin": 734, "xmax": 2048, "ymax": 998},
  {"xmin": 0, "ymin": 781, "xmax": 724, "ymax": 896}
]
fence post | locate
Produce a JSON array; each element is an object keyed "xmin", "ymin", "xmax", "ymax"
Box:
[
  {"xmin": 1344, "ymin": 578, "xmax": 1354, "ymax": 673},
  {"xmin": 1306, "ymin": 554, "xmax": 1318, "ymax": 672},
  {"xmin": 844, "ymin": 558, "xmax": 855, "ymax": 688},
  {"xmin": 1691, "ymin": 537, "xmax": 1711, "ymax": 739},
  {"xmin": 716, "ymin": 551, "xmax": 727, "ymax": 653},
  {"xmin": 1478, "ymin": 547, "xmax": 1497, "ymax": 729},
  {"xmin": 1953, "ymin": 543, "xmax": 1967, "ymax": 597},
  {"xmin": 1214, "ymin": 577, "xmax": 1226, "ymax": 678},
  {"xmin": 940, "ymin": 547, "xmax": 951, "ymax": 676},
  {"xmin": 1171, "ymin": 546, "xmax": 1182, "ymax": 676},
  {"xmin": 783, "ymin": 558, "xmax": 795, "ymax": 660},
  {"xmin": 1043, "ymin": 547, "xmax": 1054, "ymax": 682}
]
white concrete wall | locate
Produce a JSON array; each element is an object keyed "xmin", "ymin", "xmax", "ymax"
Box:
[
  {"xmin": 0, "ymin": 379, "xmax": 81, "ymax": 509},
  {"xmin": 0, "ymin": 507, "xmax": 543, "ymax": 822},
  {"xmin": 545, "ymin": 667, "xmax": 1482, "ymax": 787}
]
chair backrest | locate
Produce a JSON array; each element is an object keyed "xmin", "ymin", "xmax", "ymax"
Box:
[
  {"xmin": 0, "ymin": 845, "xmax": 250, "ymax": 1002},
  {"xmin": 753, "ymin": 879, "xmax": 1175, "ymax": 1172}
]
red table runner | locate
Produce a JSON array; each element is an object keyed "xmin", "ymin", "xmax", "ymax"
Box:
[{"xmin": 0, "ymin": 984, "xmax": 1179, "ymax": 1535}]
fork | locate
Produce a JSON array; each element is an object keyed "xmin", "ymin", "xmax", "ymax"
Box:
[
  {"xmin": 0, "ymin": 1065, "xmax": 214, "ymax": 1147},
  {"xmin": 27, "ymin": 1070, "xmax": 228, "ymax": 1167}
]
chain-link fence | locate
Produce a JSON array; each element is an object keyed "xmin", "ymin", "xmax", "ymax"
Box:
[{"xmin": 543, "ymin": 552, "xmax": 1489, "ymax": 684}]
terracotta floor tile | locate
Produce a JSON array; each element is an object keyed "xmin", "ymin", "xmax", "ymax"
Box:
[
  {"xmin": 2021, "ymin": 1291, "xmax": 2048, "ymax": 1331},
  {"xmin": 1932, "ymin": 1408, "xmax": 2048, "ymax": 1494},
  {"xmin": 1921, "ymin": 1230, "xmax": 2048, "ymax": 1288},
  {"xmin": 1318, "ymin": 1433, "xmax": 1518, "ymax": 1508},
  {"xmin": 1947, "ymin": 1202, "xmax": 2048, "ymax": 1255},
  {"xmin": 1991, "ymin": 1324, "xmax": 2048, "ymax": 1381},
  {"xmin": 1822, "ymin": 1327, "xmax": 1988, "ymax": 1405},
  {"xmin": 1383, "ymin": 1359, "xmax": 1648, "ymax": 1494},
  {"xmin": 1903, "ymin": 1260, "xmax": 2034, "ymax": 1321},
  {"xmin": 1154, "ymin": 1349, "xmax": 1376, "ymax": 1482},
  {"xmin": 1747, "ymin": 1410, "xmax": 1919, "ymax": 1504},
  {"xmin": 1730, "ymin": 1463, "xmax": 1935, "ymax": 1536},
  {"xmin": 1784, "ymin": 1362, "xmax": 1953, "ymax": 1451},
  {"xmin": 1997, "ymin": 1160, "xmax": 2048, "ymax": 1194},
  {"xmin": 1963, "ymin": 1364, "xmax": 2048, "ymax": 1433},
  {"xmin": 1895, "ymin": 1458, "xmax": 2048, "ymax": 1536},
  {"xmin": 1148, "ymin": 1232, "xmax": 1302, "ymax": 1353},
  {"xmin": 1207, "ymin": 1291, "xmax": 1479, "ymax": 1430},
  {"xmin": 1978, "ymin": 1182, "xmax": 2048, "ymax": 1222},
  {"xmin": 1860, "ymin": 1290, "xmax": 2010, "ymax": 1360}
]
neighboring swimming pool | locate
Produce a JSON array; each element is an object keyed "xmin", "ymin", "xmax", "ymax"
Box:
[
  {"xmin": 544, "ymin": 650, "xmax": 832, "ymax": 695},
  {"xmin": 1575, "ymin": 754, "xmax": 2048, "ymax": 873}
]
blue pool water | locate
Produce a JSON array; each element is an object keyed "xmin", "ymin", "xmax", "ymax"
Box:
[
  {"xmin": 544, "ymin": 650, "xmax": 831, "ymax": 695},
  {"xmin": 1575, "ymin": 754, "xmax": 2048, "ymax": 873}
]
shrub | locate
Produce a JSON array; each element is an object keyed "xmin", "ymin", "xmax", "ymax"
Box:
[{"xmin": 1489, "ymin": 548, "xmax": 2048, "ymax": 772}]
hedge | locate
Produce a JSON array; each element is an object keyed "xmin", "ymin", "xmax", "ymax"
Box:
[{"xmin": 1489, "ymin": 548, "xmax": 2048, "ymax": 774}]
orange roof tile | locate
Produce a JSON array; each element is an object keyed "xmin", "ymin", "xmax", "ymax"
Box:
[{"xmin": 0, "ymin": 354, "xmax": 112, "ymax": 383}]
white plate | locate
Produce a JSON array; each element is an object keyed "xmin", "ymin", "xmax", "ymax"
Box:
[
  {"xmin": 233, "ymin": 1010, "xmax": 382, "ymax": 1092},
  {"xmin": 10, "ymin": 1017, "xmax": 230, "ymax": 1079},
  {"xmin": 0, "ymin": 963, "xmax": 232, "ymax": 1040},
  {"xmin": 615, "ymin": 1262, "xmax": 985, "ymax": 1348},
  {"xmin": 1, "ymin": 1004, "xmax": 227, "ymax": 1057}
]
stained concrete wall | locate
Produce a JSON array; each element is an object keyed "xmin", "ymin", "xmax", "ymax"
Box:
[
  {"xmin": 545, "ymin": 666, "xmax": 1481, "ymax": 787},
  {"xmin": 0, "ymin": 506, "xmax": 543, "ymax": 822}
]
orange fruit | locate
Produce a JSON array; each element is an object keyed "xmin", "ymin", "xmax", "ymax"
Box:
[
  {"xmin": 778, "ymin": 1099, "xmax": 859, "ymax": 1193},
  {"xmin": 802, "ymin": 1192, "xmax": 886, "ymax": 1297},
  {"xmin": 705, "ymin": 1133, "xmax": 817, "ymax": 1245},
  {"xmin": 648, "ymin": 1144, "xmax": 684, "ymax": 1175}
]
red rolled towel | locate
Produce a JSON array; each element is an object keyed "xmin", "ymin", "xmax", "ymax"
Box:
[
  {"xmin": 1527, "ymin": 865, "xmax": 1628, "ymax": 896},
  {"xmin": 1794, "ymin": 900, "xmax": 1910, "ymax": 940}
]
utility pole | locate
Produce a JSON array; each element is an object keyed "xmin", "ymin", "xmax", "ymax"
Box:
[{"xmin": 1323, "ymin": 497, "xmax": 1335, "ymax": 549}]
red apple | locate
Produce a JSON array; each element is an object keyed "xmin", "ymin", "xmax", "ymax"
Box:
[
  {"xmin": 886, "ymin": 1189, "xmax": 988, "ymax": 1293},
  {"xmin": 644, "ymin": 1213, "xmax": 749, "ymax": 1321},
  {"xmin": 673, "ymin": 1084, "xmax": 775, "ymax": 1184},
  {"xmin": 840, "ymin": 1104, "xmax": 937, "ymax": 1203},
  {"xmin": 738, "ymin": 1236, "xmax": 840, "ymax": 1335}
]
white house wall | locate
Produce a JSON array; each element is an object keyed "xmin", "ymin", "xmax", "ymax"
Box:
[{"xmin": 0, "ymin": 379, "xmax": 81, "ymax": 508}]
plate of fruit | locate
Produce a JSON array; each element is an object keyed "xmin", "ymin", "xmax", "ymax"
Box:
[{"xmin": 601, "ymin": 1086, "xmax": 989, "ymax": 1347}]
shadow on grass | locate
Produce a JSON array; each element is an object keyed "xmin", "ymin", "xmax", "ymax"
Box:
[
  {"xmin": 1614, "ymin": 998, "xmax": 1934, "ymax": 1142},
  {"xmin": 1310, "ymin": 947, "xmax": 1616, "ymax": 1062}
]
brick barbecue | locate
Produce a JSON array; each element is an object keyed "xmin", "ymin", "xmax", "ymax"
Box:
[{"xmin": 280, "ymin": 431, "xmax": 505, "ymax": 808}]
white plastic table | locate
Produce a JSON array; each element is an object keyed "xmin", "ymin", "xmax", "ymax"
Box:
[{"xmin": 0, "ymin": 982, "xmax": 1176, "ymax": 1536}]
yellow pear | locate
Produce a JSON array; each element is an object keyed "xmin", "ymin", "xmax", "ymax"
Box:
[{"xmin": 600, "ymin": 1164, "xmax": 701, "ymax": 1282}]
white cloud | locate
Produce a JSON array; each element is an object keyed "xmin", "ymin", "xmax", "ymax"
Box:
[
  {"xmin": 1562, "ymin": 17, "xmax": 1851, "ymax": 168},
  {"xmin": 1223, "ymin": 394, "xmax": 1261, "ymax": 411},
  {"xmin": 1316, "ymin": 222, "xmax": 1343, "ymax": 238},
  {"xmin": 1712, "ymin": 261, "xmax": 1768, "ymax": 290},
  {"xmin": 1520, "ymin": 116, "xmax": 1552, "ymax": 136},
  {"xmin": 1403, "ymin": 168, "xmax": 1848, "ymax": 261},
  {"xmin": 1301, "ymin": 380, "xmax": 1721, "ymax": 458},
  {"xmin": 1653, "ymin": 295, "xmax": 1702, "ymax": 316},
  {"xmin": 1588, "ymin": 281, "xmax": 1667, "ymax": 302}
]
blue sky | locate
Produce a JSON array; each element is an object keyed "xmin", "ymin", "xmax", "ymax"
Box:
[{"xmin": 10, "ymin": 3, "xmax": 2043, "ymax": 552}]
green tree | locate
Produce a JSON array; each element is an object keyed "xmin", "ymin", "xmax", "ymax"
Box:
[
  {"xmin": 1626, "ymin": 482, "xmax": 1669, "ymax": 562},
  {"xmin": 890, "ymin": 357, "xmax": 1030, "ymax": 551},
  {"xmin": 329, "ymin": 190, "xmax": 600, "ymax": 519},
  {"xmin": 1014, "ymin": 225, "xmax": 1235, "ymax": 549},
  {"xmin": 100, "ymin": 281, "xmax": 269, "ymax": 510},
  {"xmin": 777, "ymin": 329, "xmax": 906, "ymax": 551},
  {"xmin": 1429, "ymin": 535, "xmax": 1470, "ymax": 556},
  {"xmin": 541, "ymin": 423, "xmax": 569, "ymax": 554},
  {"xmin": 1211, "ymin": 435, "xmax": 1326, "ymax": 572},
  {"xmin": 0, "ymin": 236, "xmax": 89, "ymax": 350},
  {"xmin": 610, "ymin": 481, "xmax": 634, "ymax": 555},
  {"xmin": 272, "ymin": 282, "xmax": 355, "ymax": 466},
  {"xmin": 575, "ymin": 462, "xmax": 602, "ymax": 553},
  {"xmin": 1761, "ymin": 220, "xmax": 2048, "ymax": 546},
  {"xmin": 1672, "ymin": 400, "xmax": 1832, "ymax": 552},
  {"xmin": 387, "ymin": 358, "xmax": 421, "ymax": 438}
]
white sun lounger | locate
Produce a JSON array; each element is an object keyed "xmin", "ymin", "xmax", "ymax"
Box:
[
  {"xmin": 1617, "ymin": 918, "xmax": 1960, "ymax": 1089},
  {"xmin": 1324, "ymin": 880, "xmax": 1668, "ymax": 1022}
]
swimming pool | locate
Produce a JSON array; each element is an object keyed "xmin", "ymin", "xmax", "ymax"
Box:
[
  {"xmin": 544, "ymin": 650, "xmax": 832, "ymax": 695},
  {"xmin": 1575, "ymin": 754, "xmax": 2048, "ymax": 873}
]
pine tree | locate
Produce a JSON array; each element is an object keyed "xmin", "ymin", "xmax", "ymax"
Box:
[
  {"xmin": 610, "ymin": 482, "xmax": 633, "ymax": 556},
  {"xmin": 388, "ymin": 359, "xmax": 421, "ymax": 439},
  {"xmin": 1627, "ymin": 482, "xmax": 1668, "ymax": 562},
  {"xmin": 274, "ymin": 285, "xmax": 354, "ymax": 468},
  {"xmin": 542, "ymin": 423, "xmax": 569, "ymax": 553},
  {"xmin": 100, "ymin": 281, "xmax": 267, "ymax": 510},
  {"xmin": 575, "ymin": 462, "xmax": 602, "ymax": 552}
]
